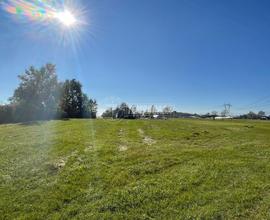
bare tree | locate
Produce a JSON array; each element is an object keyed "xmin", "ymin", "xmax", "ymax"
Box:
[
  {"xmin": 163, "ymin": 105, "xmax": 173, "ymax": 114},
  {"xmin": 220, "ymin": 110, "xmax": 226, "ymax": 117},
  {"xmin": 131, "ymin": 105, "xmax": 137, "ymax": 114},
  {"xmin": 212, "ymin": 111, "xmax": 218, "ymax": 116},
  {"xmin": 150, "ymin": 105, "xmax": 157, "ymax": 114}
]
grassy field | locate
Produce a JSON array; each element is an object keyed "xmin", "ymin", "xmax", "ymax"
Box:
[{"xmin": 0, "ymin": 119, "xmax": 270, "ymax": 219}]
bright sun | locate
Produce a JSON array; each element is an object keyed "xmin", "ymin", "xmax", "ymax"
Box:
[{"xmin": 55, "ymin": 10, "xmax": 76, "ymax": 27}]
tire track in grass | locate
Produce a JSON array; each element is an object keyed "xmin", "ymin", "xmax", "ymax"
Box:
[
  {"xmin": 118, "ymin": 128, "xmax": 128, "ymax": 151},
  {"xmin": 138, "ymin": 128, "xmax": 156, "ymax": 146}
]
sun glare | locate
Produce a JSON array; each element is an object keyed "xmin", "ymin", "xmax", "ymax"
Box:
[
  {"xmin": 2, "ymin": 0, "xmax": 89, "ymax": 47},
  {"xmin": 55, "ymin": 10, "xmax": 76, "ymax": 27}
]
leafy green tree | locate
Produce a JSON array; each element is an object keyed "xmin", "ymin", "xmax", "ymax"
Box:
[
  {"xmin": 10, "ymin": 64, "xmax": 60, "ymax": 121},
  {"xmin": 59, "ymin": 79, "xmax": 83, "ymax": 118},
  {"xmin": 113, "ymin": 103, "xmax": 133, "ymax": 119},
  {"xmin": 247, "ymin": 111, "xmax": 257, "ymax": 119},
  {"xmin": 102, "ymin": 108, "xmax": 113, "ymax": 118},
  {"xmin": 82, "ymin": 94, "xmax": 97, "ymax": 118},
  {"xmin": 89, "ymin": 99, "xmax": 98, "ymax": 118},
  {"xmin": 2, "ymin": 64, "xmax": 97, "ymax": 123},
  {"xmin": 258, "ymin": 111, "xmax": 266, "ymax": 117}
]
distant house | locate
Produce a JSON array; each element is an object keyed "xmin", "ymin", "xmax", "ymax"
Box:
[
  {"xmin": 215, "ymin": 116, "xmax": 233, "ymax": 120},
  {"xmin": 260, "ymin": 116, "xmax": 269, "ymax": 120},
  {"xmin": 153, "ymin": 114, "xmax": 159, "ymax": 119}
]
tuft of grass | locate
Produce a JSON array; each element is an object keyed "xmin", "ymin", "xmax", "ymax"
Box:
[{"xmin": 0, "ymin": 119, "xmax": 270, "ymax": 219}]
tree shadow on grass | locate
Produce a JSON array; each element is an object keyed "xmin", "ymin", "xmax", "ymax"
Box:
[
  {"xmin": 60, "ymin": 118, "xmax": 70, "ymax": 121},
  {"xmin": 19, "ymin": 118, "xmax": 70, "ymax": 126},
  {"xmin": 0, "ymin": 118, "xmax": 71, "ymax": 126},
  {"xmin": 19, "ymin": 121, "xmax": 45, "ymax": 126}
]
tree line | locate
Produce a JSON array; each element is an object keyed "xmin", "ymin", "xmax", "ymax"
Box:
[
  {"xmin": 0, "ymin": 64, "xmax": 97, "ymax": 124},
  {"xmin": 235, "ymin": 111, "xmax": 268, "ymax": 120},
  {"xmin": 101, "ymin": 103, "xmax": 189, "ymax": 119},
  {"xmin": 102, "ymin": 103, "xmax": 269, "ymax": 120}
]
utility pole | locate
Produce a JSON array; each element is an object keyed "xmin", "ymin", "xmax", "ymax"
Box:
[{"xmin": 224, "ymin": 103, "xmax": 232, "ymax": 117}]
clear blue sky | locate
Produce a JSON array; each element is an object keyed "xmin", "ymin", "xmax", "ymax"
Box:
[{"xmin": 1, "ymin": 0, "xmax": 270, "ymax": 114}]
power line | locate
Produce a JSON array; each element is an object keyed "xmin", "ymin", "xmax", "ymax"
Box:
[{"xmin": 236, "ymin": 95, "xmax": 270, "ymax": 110}]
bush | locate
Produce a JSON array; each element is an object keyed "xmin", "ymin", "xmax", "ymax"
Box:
[{"xmin": 0, "ymin": 105, "xmax": 15, "ymax": 124}]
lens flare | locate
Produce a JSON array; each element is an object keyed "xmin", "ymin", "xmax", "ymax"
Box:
[
  {"xmin": 2, "ymin": 0, "xmax": 58, "ymax": 22},
  {"xmin": 0, "ymin": 0, "xmax": 88, "ymax": 47},
  {"xmin": 1, "ymin": 0, "xmax": 82, "ymax": 27}
]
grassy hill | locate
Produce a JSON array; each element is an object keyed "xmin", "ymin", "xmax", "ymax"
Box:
[{"xmin": 0, "ymin": 119, "xmax": 270, "ymax": 219}]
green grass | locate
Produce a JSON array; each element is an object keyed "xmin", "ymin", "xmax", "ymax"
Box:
[{"xmin": 0, "ymin": 119, "xmax": 270, "ymax": 219}]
